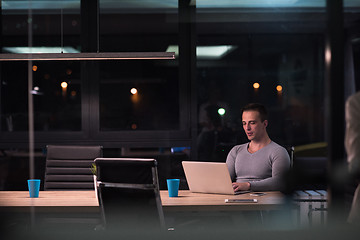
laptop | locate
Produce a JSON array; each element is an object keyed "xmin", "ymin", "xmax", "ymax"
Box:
[{"xmin": 182, "ymin": 161, "xmax": 250, "ymax": 195}]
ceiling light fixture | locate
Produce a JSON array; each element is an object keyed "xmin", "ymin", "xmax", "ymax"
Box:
[
  {"xmin": 0, "ymin": 52, "xmax": 175, "ymax": 61},
  {"xmin": 3, "ymin": 46, "xmax": 80, "ymax": 54},
  {"xmin": 166, "ymin": 45, "xmax": 236, "ymax": 60}
]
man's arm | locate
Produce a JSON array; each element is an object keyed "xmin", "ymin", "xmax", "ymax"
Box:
[
  {"xmin": 249, "ymin": 146, "xmax": 290, "ymax": 191},
  {"xmin": 226, "ymin": 146, "xmax": 238, "ymax": 182}
]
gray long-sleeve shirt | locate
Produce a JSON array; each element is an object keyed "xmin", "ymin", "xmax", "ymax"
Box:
[{"xmin": 226, "ymin": 141, "xmax": 290, "ymax": 191}]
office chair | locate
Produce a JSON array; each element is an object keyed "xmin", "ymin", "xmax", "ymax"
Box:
[
  {"xmin": 284, "ymin": 145, "xmax": 294, "ymax": 168},
  {"xmin": 41, "ymin": 145, "xmax": 103, "ymax": 230},
  {"xmin": 44, "ymin": 145, "xmax": 103, "ymax": 190},
  {"xmin": 288, "ymin": 146, "xmax": 329, "ymax": 227},
  {"xmin": 94, "ymin": 158, "xmax": 165, "ymax": 231}
]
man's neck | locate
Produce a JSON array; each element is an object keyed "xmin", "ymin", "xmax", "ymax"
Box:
[{"xmin": 248, "ymin": 136, "xmax": 271, "ymax": 153}]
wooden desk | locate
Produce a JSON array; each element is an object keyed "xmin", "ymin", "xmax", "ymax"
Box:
[
  {"xmin": 0, "ymin": 191, "xmax": 101, "ymax": 229},
  {"xmin": 160, "ymin": 190, "xmax": 285, "ymax": 212},
  {"xmin": 160, "ymin": 190, "xmax": 287, "ymax": 229},
  {"xmin": 0, "ymin": 190, "xmax": 285, "ymax": 212},
  {"xmin": 0, "ymin": 191, "xmax": 98, "ymax": 207},
  {"xmin": 0, "ymin": 191, "xmax": 98, "ymax": 213},
  {"xmin": 0, "ymin": 190, "xmax": 287, "ymax": 230}
]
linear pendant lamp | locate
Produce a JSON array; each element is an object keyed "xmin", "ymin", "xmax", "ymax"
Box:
[{"xmin": 0, "ymin": 52, "xmax": 175, "ymax": 61}]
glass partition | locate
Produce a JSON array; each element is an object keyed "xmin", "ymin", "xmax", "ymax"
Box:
[
  {"xmin": 99, "ymin": 59, "xmax": 179, "ymax": 131},
  {"xmin": 1, "ymin": 1, "xmax": 81, "ymax": 132},
  {"xmin": 97, "ymin": 1, "xmax": 179, "ymax": 131},
  {"xmin": 1, "ymin": 61, "xmax": 81, "ymax": 131},
  {"xmin": 195, "ymin": 1, "xmax": 328, "ymax": 162}
]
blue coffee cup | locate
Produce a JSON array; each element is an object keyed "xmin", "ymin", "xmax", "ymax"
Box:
[
  {"xmin": 167, "ymin": 179, "xmax": 180, "ymax": 197},
  {"xmin": 27, "ymin": 179, "xmax": 41, "ymax": 198}
]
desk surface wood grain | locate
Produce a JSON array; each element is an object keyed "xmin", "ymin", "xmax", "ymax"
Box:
[
  {"xmin": 0, "ymin": 191, "xmax": 98, "ymax": 207},
  {"xmin": 0, "ymin": 190, "xmax": 285, "ymax": 211},
  {"xmin": 160, "ymin": 190, "xmax": 285, "ymax": 211}
]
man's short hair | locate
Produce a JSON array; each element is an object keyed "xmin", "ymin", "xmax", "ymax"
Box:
[{"xmin": 242, "ymin": 103, "xmax": 268, "ymax": 122}]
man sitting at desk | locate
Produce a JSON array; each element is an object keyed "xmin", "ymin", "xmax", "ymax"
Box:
[{"xmin": 226, "ymin": 103, "xmax": 290, "ymax": 192}]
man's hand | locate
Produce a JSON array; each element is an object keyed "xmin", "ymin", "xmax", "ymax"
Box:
[{"xmin": 232, "ymin": 182, "xmax": 250, "ymax": 191}]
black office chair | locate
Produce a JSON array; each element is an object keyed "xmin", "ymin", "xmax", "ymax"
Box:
[
  {"xmin": 40, "ymin": 145, "xmax": 104, "ymax": 230},
  {"xmin": 94, "ymin": 158, "xmax": 165, "ymax": 231},
  {"xmin": 44, "ymin": 145, "xmax": 103, "ymax": 190},
  {"xmin": 284, "ymin": 145, "xmax": 295, "ymax": 168}
]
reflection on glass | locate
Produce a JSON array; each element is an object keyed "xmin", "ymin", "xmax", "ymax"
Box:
[
  {"xmin": 99, "ymin": 60, "xmax": 179, "ymax": 131},
  {"xmin": 197, "ymin": 34, "xmax": 325, "ymax": 161},
  {"xmin": 1, "ymin": 61, "xmax": 82, "ymax": 131},
  {"xmin": 196, "ymin": 0, "xmax": 326, "ymax": 8}
]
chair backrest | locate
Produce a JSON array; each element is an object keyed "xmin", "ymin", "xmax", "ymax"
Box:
[
  {"xmin": 44, "ymin": 145, "xmax": 103, "ymax": 190},
  {"xmin": 94, "ymin": 157, "xmax": 165, "ymax": 231},
  {"xmin": 286, "ymin": 146, "xmax": 295, "ymax": 168}
]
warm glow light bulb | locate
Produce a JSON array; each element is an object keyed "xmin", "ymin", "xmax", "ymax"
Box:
[
  {"xmin": 325, "ymin": 47, "xmax": 331, "ymax": 64},
  {"xmin": 130, "ymin": 88, "xmax": 138, "ymax": 95},
  {"xmin": 32, "ymin": 65, "xmax": 38, "ymax": 71},
  {"xmin": 253, "ymin": 82, "xmax": 260, "ymax": 89},
  {"xmin": 61, "ymin": 82, "xmax": 68, "ymax": 88},
  {"xmin": 218, "ymin": 108, "xmax": 226, "ymax": 116},
  {"xmin": 276, "ymin": 85, "xmax": 283, "ymax": 92}
]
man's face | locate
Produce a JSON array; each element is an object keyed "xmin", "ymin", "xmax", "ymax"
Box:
[{"xmin": 242, "ymin": 110, "xmax": 268, "ymax": 142}]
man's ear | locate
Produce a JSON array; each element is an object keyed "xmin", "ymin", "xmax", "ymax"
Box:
[{"xmin": 263, "ymin": 120, "xmax": 268, "ymax": 128}]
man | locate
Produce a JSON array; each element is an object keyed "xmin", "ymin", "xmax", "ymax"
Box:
[
  {"xmin": 226, "ymin": 103, "xmax": 290, "ymax": 192},
  {"xmin": 345, "ymin": 92, "xmax": 360, "ymax": 225}
]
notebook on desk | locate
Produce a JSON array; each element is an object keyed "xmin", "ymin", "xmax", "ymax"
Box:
[{"xmin": 182, "ymin": 161, "xmax": 250, "ymax": 195}]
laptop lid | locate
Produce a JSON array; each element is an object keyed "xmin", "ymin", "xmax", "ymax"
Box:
[{"xmin": 182, "ymin": 161, "xmax": 249, "ymax": 195}]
